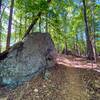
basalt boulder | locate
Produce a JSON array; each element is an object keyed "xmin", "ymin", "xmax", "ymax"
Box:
[{"xmin": 0, "ymin": 32, "xmax": 55, "ymax": 88}]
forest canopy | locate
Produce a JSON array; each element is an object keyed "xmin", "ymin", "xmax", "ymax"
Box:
[{"xmin": 0, "ymin": 0, "xmax": 100, "ymax": 59}]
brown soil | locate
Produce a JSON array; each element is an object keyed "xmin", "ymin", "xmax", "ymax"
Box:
[{"xmin": 0, "ymin": 56, "xmax": 100, "ymax": 100}]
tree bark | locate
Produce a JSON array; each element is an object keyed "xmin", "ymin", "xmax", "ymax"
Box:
[
  {"xmin": 0, "ymin": 0, "xmax": 2, "ymax": 52},
  {"xmin": 39, "ymin": 16, "xmax": 41, "ymax": 32},
  {"xmin": 91, "ymin": 0, "xmax": 96, "ymax": 61},
  {"xmin": 19, "ymin": 16, "xmax": 22, "ymax": 41},
  {"xmin": 46, "ymin": 13, "xmax": 48, "ymax": 32},
  {"xmin": 82, "ymin": 0, "xmax": 96, "ymax": 60},
  {"xmin": 65, "ymin": 41, "xmax": 68, "ymax": 54},
  {"xmin": 76, "ymin": 34, "xmax": 80, "ymax": 56},
  {"xmin": 80, "ymin": 32, "xmax": 86, "ymax": 56},
  {"xmin": 6, "ymin": 0, "xmax": 14, "ymax": 50},
  {"xmin": 25, "ymin": 15, "xmax": 27, "ymax": 32},
  {"xmin": 14, "ymin": 21, "xmax": 17, "ymax": 42}
]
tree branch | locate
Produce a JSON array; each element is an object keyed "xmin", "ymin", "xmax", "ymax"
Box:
[{"xmin": 23, "ymin": 0, "xmax": 51, "ymax": 39}]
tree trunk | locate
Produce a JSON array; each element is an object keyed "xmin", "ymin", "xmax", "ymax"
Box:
[
  {"xmin": 6, "ymin": 0, "xmax": 14, "ymax": 50},
  {"xmin": 82, "ymin": 0, "xmax": 96, "ymax": 60},
  {"xmin": 65, "ymin": 41, "xmax": 68, "ymax": 54},
  {"xmin": 14, "ymin": 22, "xmax": 17, "ymax": 42},
  {"xmin": 39, "ymin": 16, "xmax": 41, "ymax": 32},
  {"xmin": 25, "ymin": 15, "xmax": 27, "ymax": 32},
  {"xmin": 76, "ymin": 34, "xmax": 80, "ymax": 56},
  {"xmin": 73, "ymin": 37, "xmax": 76, "ymax": 54},
  {"xmin": 46, "ymin": 13, "xmax": 48, "ymax": 32},
  {"xmin": 0, "ymin": 0, "xmax": 2, "ymax": 53},
  {"xmin": 19, "ymin": 16, "xmax": 22, "ymax": 41},
  {"xmin": 23, "ymin": 0, "xmax": 51, "ymax": 39},
  {"xmin": 80, "ymin": 32, "xmax": 86, "ymax": 56},
  {"xmin": 91, "ymin": 0, "xmax": 96, "ymax": 61}
]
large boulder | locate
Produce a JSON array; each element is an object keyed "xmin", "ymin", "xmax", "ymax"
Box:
[{"xmin": 0, "ymin": 32, "xmax": 55, "ymax": 88}]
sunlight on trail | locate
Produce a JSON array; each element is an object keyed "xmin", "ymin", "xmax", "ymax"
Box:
[
  {"xmin": 65, "ymin": 68, "xmax": 89, "ymax": 100},
  {"xmin": 54, "ymin": 54, "xmax": 100, "ymax": 99},
  {"xmin": 55, "ymin": 54, "xmax": 99, "ymax": 71}
]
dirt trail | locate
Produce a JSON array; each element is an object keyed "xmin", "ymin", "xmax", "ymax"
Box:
[
  {"xmin": 0, "ymin": 55, "xmax": 100, "ymax": 100},
  {"xmin": 65, "ymin": 68, "xmax": 88, "ymax": 100},
  {"xmin": 56, "ymin": 54, "xmax": 100, "ymax": 72},
  {"xmin": 5, "ymin": 65, "xmax": 99, "ymax": 100}
]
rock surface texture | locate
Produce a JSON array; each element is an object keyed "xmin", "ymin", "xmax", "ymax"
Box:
[{"xmin": 0, "ymin": 32, "xmax": 55, "ymax": 88}]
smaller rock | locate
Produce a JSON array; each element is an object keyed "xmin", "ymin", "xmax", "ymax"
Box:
[
  {"xmin": 0, "ymin": 96, "xmax": 8, "ymax": 100},
  {"xmin": 44, "ymin": 70, "xmax": 51, "ymax": 80},
  {"xmin": 34, "ymin": 88, "xmax": 38, "ymax": 93},
  {"xmin": 95, "ymin": 80, "xmax": 100, "ymax": 88},
  {"xmin": 62, "ymin": 90, "xmax": 66, "ymax": 95},
  {"xmin": 35, "ymin": 96, "xmax": 39, "ymax": 98},
  {"xmin": 43, "ymin": 84, "xmax": 46, "ymax": 88}
]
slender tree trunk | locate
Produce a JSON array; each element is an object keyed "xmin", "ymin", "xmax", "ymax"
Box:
[
  {"xmin": 91, "ymin": 0, "xmax": 96, "ymax": 61},
  {"xmin": 23, "ymin": 12, "xmax": 41, "ymax": 39},
  {"xmin": 82, "ymin": 0, "xmax": 96, "ymax": 60},
  {"xmin": 65, "ymin": 41, "xmax": 68, "ymax": 54},
  {"xmin": 76, "ymin": 34, "xmax": 80, "ymax": 56},
  {"xmin": 73, "ymin": 37, "xmax": 76, "ymax": 54},
  {"xmin": 14, "ymin": 22, "xmax": 17, "ymax": 42},
  {"xmin": 46, "ymin": 13, "xmax": 48, "ymax": 32},
  {"xmin": 1, "ymin": 3, "xmax": 6, "ymax": 20},
  {"xmin": 80, "ymin": 32, "xmax": 86, "ymax": 56},
  {"xmin": 0, "ymin": 0, "xmax": 2, "ymax": 52},
  {"xmin": 23, "ymin": 0, "xmax": 51, "ymax": 39},
  {"xmin": 19, "ymin": 16, "xmax": 22, "ymax": 41},
  {"xmin": 25, "ymin": 16, "xmax": 27, "ymax": 32},
  {"xmin": 39, "ymin": 16, "xmax": 41, "ymax": 32},
  {"xmin": 6, "ymin": 0, "xmax": 14, "ymax": 50},
  {"xmin": 32, "ymin": 14, "xmax": 34, "ymax": 33},
  {"xmin": 24, "ymin": 3, "xmax": 27, "ymax": 33}
]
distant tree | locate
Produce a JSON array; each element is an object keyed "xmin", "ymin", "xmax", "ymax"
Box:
[
  {"xmin": 46, "ymin": 13, "xmax": 48, "ymax": 32},
  {"xmin": 90, "ymin": 0, "xmax": 96, "ymax": 59},
  {"xmin": 39, "ymin": 16, "xmax": 41, "ymax": 33},
  {"xmin": 82, "ymin": 0, "xmax": 96, "ymax": 60},
  {"xmin": 19, "ymin": 16, "xmax": 22, "ymax": 40},
  {"xmin": 6, "ymin": 0, "xmax": 14, "ymax": 50}
]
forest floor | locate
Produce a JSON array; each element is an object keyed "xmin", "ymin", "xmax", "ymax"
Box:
[{"xmin": 0, "ymin": 55, "xmax": 100, "ymax": 100}]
